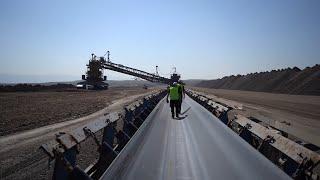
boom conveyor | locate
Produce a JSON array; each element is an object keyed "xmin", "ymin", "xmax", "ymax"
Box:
[
  {"xmin": 103, "ymin": 60, "xmax": 170, "ymax": 84},
  {"xmin": 79, "ymin": 51, "xmax": 175, "ymax": 89}
]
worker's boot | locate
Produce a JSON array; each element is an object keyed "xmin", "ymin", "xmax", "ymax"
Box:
[
  {"xmin": 171, "ymin": 113, "xmax": 175, "ymax": 119},
  {"xmin": 176, "ymin": 113, "xmax": 179, "ymax": 118}
]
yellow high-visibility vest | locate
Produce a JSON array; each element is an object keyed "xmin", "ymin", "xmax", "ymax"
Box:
[
  {"xmin": 177, "ymin": 83, "xmax": 183, "ymax": 97},
  {"xmin": 169, "ymin": 86, "xmax": 179, "ymax": 100}
]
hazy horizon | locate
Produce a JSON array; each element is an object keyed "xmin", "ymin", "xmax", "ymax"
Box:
[
  {"xmin": 1, "ymin": 63, "xmax": 317, "ymax": 84},
  {"xmin": 1, "ymin": 0, "xmax": 319, "ymax": 83}
]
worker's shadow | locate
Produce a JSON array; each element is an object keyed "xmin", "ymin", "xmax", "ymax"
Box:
[
  {"xmin": 174, "ymin": 107, "xmax": 191, "ymax": 120},
  {"xmin": 174, "ymin": 115, "xmax": 188, "ymax": 120}
]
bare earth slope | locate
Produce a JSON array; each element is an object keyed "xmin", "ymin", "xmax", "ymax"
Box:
[{"xmin": 197, "ymin": 65, "xmax": 320, "ymax": 95}]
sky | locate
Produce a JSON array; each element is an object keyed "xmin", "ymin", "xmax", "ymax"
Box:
[{"xmin": 0, "ymin": 0, "xmax": 319, "ymax": 83}]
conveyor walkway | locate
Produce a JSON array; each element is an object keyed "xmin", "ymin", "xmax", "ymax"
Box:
[{"xmin": 101, "ymin": 96, "xmax": 290, "ymax": 180}]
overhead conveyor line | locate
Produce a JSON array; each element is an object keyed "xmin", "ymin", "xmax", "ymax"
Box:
[
  {"xmin": 104, "ymin": 61, "xmax": 171, "ymax": 84},
  {"xmin": 79, "ymin": 51, "xmax": 179, "ymax": 89},
  {"xmin": 100, "ymin": 96, "xmax": 291, "ymax": 180}
]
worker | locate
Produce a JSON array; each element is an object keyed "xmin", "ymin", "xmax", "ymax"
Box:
[
  {"xmin": 166, "ymin": 82, "xmax": 180, "ymax": 118},
  {"xmin": 177, "ymin": 80, "xmax": 185, "ymax": 114}
]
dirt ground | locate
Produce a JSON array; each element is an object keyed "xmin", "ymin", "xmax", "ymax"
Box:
[
  {"xmin": 0, "ymin": 87, "xmax": 150, "ymax": 136},
  {"xmin": 0, "ymin": 88, "xmax": 158, "ymax": 180},
  {"xmin": 192, "ymin": 87, "xmax": 320, "ymax": 147},
  {"xmin": 1, "ymin": 86, "xmax": 319, "ymax": 179}
]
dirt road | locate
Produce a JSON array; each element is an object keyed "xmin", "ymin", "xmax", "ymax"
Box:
[
  {"xmin": 192, "ymin": 87, "xmax": 320, "ymax": 147},
  {"xmin": 0, "ymin": 88, "xmax": 158, "ymax": 180}
]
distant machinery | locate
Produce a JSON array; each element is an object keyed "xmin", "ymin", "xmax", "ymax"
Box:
[
  {"xmin": 77, "ymin": 53, "xmax": 108, "ymax": 90},
  {"xmin": 155, "ymin": 65, "xmax": 159, "ymax": 76},
  {"xmin": 170, "ymin": 67, "xmax": 181, "ymax": 83},
  {"xmin": 78, "ymin": 51, "xmax": 181, "ymax": 89}
]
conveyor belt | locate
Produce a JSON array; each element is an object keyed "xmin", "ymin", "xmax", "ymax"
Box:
[{"xmin": 101, "ymin": 96, "xmax": 291, "ymax": 180}]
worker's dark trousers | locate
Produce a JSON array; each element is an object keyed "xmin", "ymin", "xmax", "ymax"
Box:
[
  {"xmin": 170, "ymin": 100, "xmax": 180, "ymax": 117},
  {"xmin": 177, "ymin": 99, "xmax": 182, "ymax": 114}
]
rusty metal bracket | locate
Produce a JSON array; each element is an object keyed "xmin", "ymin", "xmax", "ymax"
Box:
[
  {"xmin": 53, "ymin": 148, "xmax": 74, "ymax": 173},
  {"xmin": 83, "ymin": 127, "xmax": 101, "ymax": 148},
  {"xmin": 125, "ymin": 119, "xmax": 139, "ymax": 130},
  {"xmin": 239, "ymin": 123, "xmax": 252, "ymax": 135},
  {"xmin": 102, "ymin": 142, "xmax": 119, "ymax": 156},
  {"xmin": 258, "ymin": 135, "xmax": 275, "ymax": 151}
]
